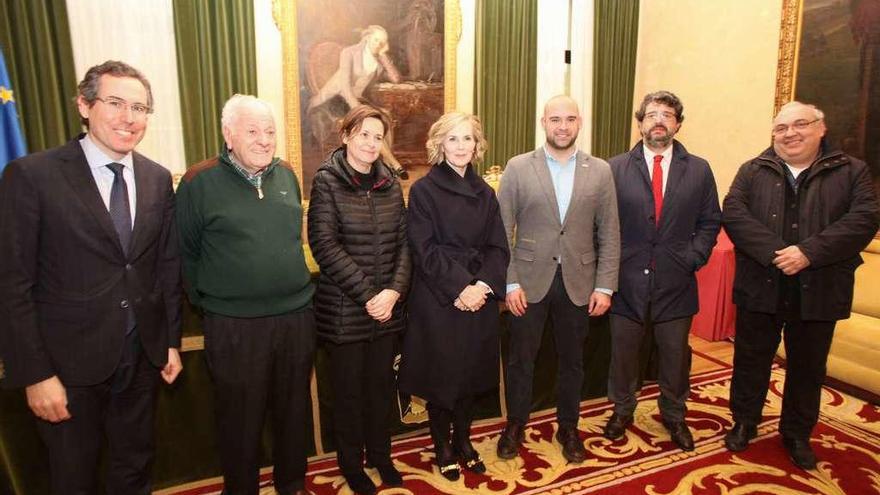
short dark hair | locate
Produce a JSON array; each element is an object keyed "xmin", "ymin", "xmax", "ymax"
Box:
[
  {"xmin": 77, "ymin": 60, "xmax": 153, "ymax": 127},
  {"xmin": 634, "ymin": 90, "xmax": 684, "ymax": 123},
  {"xmin": 339, "ymin": 104, "xmax": 394, "ymax": 144}
]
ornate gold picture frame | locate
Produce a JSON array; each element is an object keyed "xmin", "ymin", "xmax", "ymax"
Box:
[
  {"xmin": 775, "ymin": 0, "xmax": 880, "ymax": 203},
  {"xmin": 773, "ymin": 0, "xmax": 803, "ymax": 113},
  {"xmin": 274, "ymin": 0, "xmax": 461, "ymax": 198}
]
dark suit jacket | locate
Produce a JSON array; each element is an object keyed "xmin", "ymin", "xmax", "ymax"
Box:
[
  {"xmin": 609, "ymin": 140, "xmax": 721, "ymax": 323},
  {"xmin": 0, "ymin": 136, "xmax": 181, "ymax": 388}
]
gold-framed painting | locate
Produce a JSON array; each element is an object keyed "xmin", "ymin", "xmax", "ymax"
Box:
[
  {"xmin": 274, "ymin": 0, "xmax": 461, "ymax": 199},
  {"xmin": 775, "ymin": 0, "xmax": 880, "ymax": 190}
]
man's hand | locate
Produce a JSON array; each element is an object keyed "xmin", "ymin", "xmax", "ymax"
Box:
[
  {"xmin": 458, "ymin": 284, "xmax": 488, "ymax": 312},
  {"xmin": 366, "ymin": 289, "xmax": 401, "ymax": 323},
  {"xmin": 25, "ymin": 375, "xmax": 70, "ymax": 423},
  {"xmin": 773, "ymin": 245, "xmax": 811, "ymax": 275},
  {"xmin": 588, "ymin": 291, "xmax": 611, "ymax": 316},
  {"xmin": 161, "ymin": 348, "xmax": 183, "ymax": 384},
  {"xmin": 505, "ymin": 287, "xmax": 528, "ymax": 317}
]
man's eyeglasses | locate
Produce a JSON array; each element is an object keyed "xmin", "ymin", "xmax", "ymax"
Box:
[
  {"xmin": 644, "ymin": 111, "xmax": 677, "ymax": 122},
  {"xmin": 772, "ymin": 118, "xmax": 821, "ymax": 136},
  {"xmin": 95, "ymin": 96, "xmax": 152, "ymax": 118}
]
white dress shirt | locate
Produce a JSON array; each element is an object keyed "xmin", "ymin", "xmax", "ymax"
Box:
[{"xmin": 643, "ymin": 143, "xmax": 673, "ymax": 195}]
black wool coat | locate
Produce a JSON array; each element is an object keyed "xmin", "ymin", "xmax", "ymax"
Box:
[
  {"xmin": 722, "ymin": 144, "xmax": 879, "ymax": 321},
  {"xmin": 307, "ymin": 147, "xmax": 410, "ymax": 343},
  {"xmin": 608, "ymin": 141, "xmax": 721, "ymax": 322},
  {"xmin": 398, "ymin": 163, "xmax": 510, "ymax": 409}
]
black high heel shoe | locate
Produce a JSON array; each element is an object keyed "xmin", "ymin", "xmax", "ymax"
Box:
[
  {"xmin": 454, "ymin": 440, "xmax": 486, "ymax": 474},
  {"xmin": 436, "ymin": 442, "xmax": 461, "ymax": 481}
]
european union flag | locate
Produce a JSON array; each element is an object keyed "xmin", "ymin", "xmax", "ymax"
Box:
[{"xmin": 0, "ymin": 47, "xmax": 27, "ymax": 174}]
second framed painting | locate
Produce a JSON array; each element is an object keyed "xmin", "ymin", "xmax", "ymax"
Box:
[{"xmin": 776, "ymin": 0, "xmax": 880, "ymax": 191}]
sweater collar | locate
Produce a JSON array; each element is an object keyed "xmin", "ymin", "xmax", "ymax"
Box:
[{"xmin": 219, "ymin": 146, "xmax": 280, "ymax": 181}]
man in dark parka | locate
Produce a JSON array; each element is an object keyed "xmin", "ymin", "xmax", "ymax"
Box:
[{"xmin": 722, "ymin": 101, "xmax": 879, "ymax": 470}]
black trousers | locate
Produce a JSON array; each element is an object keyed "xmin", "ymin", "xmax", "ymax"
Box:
[
  {"xmin": 326, "ymin": 333, "xmax": 395, "ymax": 475},
  {"xmin": 505, "ymin": 267, "xmax": 590, "ymax": 428},
  {"xmin": 729, "ymin": 307, "xmax": 835, "ymax": 440},
  {"xmin": 204, "ymin": 309, "xmax": 316, "ymax": 495},
  {"xmin": 608, "ymin": 313, "xmax": 692, "ymax": 422},
  {"xmin": 35, "ymin": 333, "xmax": 159, "ymax": 495}
]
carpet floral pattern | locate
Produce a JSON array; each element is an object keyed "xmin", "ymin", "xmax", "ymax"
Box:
[{"xmin": 168, "ymin": 366, "xmax": 880, "ymax": 495}]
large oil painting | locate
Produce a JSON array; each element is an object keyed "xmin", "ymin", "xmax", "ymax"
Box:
[
  {"xmin": 276, "ymin": 0, "xmax": 459, "ymax": 199},
  {"xmin": 776, "ymin": 0, "xmax": 880, "ymax": 192}
]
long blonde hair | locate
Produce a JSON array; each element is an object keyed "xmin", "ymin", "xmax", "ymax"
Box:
[{"xmin": 425, "ymin": 112, "xmax": 489, "ymax": 165}]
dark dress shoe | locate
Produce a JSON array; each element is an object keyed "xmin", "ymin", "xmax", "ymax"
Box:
[
  {"xmin": 724, "ymin": 423, "xmax": 757, "ymax": 452},
  {"xmin": 603, "ymin": 413, "xmax": 633, "ymax": 440},
  {"xmin": 496, "ymin": 422, "xmax": 525, "ymax": 459},
  {"xmin": 373, "ymin": 462, "xmax": 403, "ymax": 486},
  {"xmin": 782, "ymin": 437, "xmax": 817, "ymax": 470},
  {"xmin": 556, "ymin": 425, "xmax": 587, "ymax": 463},
  {"xmin": 343, "ymin": 470, "xmax": 377, "ymax": 495},
  {"xmin": 454, "ymin": 440, "xmax": 486, "ymax": 474},
  {"xmin": 662, "ymin": 421, "xmax": 695, "ymax": 451}
]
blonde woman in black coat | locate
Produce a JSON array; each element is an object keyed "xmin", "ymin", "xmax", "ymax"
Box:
[
  {"xmin": 399, "ymin": 112, "xmax": 510, "ymax": 481},
  {"xmin": 308, "ymin": 105, "xmax": 410, "ymax": 495}
]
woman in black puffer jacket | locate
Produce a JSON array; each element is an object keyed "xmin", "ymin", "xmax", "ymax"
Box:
[{"xmin": 307, "ymin": 104, "xmax": 410, "ymax": 495}]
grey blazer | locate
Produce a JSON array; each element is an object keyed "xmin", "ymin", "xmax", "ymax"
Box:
[{"xmin": 497, "ymin": 147, "xmax": 620, "ymax": 306}]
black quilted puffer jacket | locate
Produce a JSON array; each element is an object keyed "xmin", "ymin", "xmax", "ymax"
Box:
[{"xmin": 307, "ymin": 147, "xmax": 411, "ymax": 343}]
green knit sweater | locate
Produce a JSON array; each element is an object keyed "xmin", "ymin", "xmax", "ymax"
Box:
[{"xmin": 176, "ymin": 150, "xmax": 314, "ymax": 317}]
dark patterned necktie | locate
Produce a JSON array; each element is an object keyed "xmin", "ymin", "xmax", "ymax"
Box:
[
  {"xmin": 107, "ymin": 163, "xmax": 132, "ymax": 254},
  {"xmin": 106, "ymin": 163, "xmax": 137, "ymax": 339}
]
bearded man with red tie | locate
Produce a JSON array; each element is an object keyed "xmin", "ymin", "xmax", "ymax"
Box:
[{"xmin": 603, "ymin": 91, "xmax": 721, "ymax": 451}]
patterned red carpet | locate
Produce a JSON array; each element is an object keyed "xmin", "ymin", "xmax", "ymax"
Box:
[{"xmin": 167, "ymin": 366, "xmax": 880, "ymax": 495}]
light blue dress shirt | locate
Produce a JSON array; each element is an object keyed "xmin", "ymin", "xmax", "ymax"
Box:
[
  {"xmin": 546, "ymin": 146, "xmax": 578, "ymax": 223},
  {"xmin": 80, "ymin": 134, "xmax": 137, "ymax": 223}
]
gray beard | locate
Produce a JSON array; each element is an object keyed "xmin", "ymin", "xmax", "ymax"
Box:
[{"xmin": 645, "ymin": 134, "xmax": 673, "ymax": 148}]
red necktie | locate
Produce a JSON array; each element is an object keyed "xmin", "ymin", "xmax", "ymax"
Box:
[{"xmin": 652, "ymin": 154, "xmax": 663, "ymax": 226}]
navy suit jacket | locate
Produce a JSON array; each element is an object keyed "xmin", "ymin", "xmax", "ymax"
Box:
[
  {"xmin": 0, "ymin": 136, "xmax": 181, "ymax": 388},
  {"xmin": 608, "ymin": 140, "xmax": 721, "ymax": 322}
]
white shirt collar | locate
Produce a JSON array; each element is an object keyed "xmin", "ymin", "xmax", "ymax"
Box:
[{"xmin": 642, "ymin": 143, "xmax": 672, "ymax": 164}]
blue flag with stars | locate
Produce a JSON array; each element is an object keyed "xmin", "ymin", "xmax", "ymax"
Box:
[{"xmin": 0, "ymin": 47, "xmax": 27, "ymax": 174}]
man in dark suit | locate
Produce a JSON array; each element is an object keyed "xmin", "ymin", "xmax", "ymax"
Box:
[
  {"xmin": 603, "ymin": 91, "xmax": 721, "ymax": 451},
  {"xmin": 0, "ymin": 60, "xmax": 182, "ymax": 494}
]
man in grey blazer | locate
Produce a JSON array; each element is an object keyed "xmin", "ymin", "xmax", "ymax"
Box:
[{"xmin": 496, "ymin": 95, "xmax": 620, "ymax": 463}]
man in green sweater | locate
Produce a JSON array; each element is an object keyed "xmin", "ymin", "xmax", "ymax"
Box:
[{"xmin": 176, "ymin": 94, "xmax": 315, "ymax": 495}]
